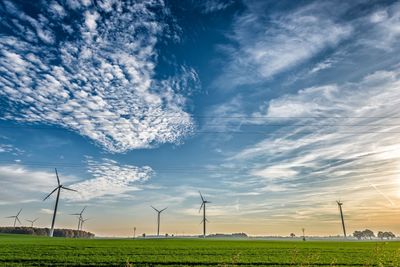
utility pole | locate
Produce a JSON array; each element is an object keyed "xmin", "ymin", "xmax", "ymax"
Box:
[
  {"xmin": 337, "ymin": 201, "xmax": 347, "ymax": 238},
  {"xmin": 302, "ymin": 228, "xmax": 306, "ymax": 241}
]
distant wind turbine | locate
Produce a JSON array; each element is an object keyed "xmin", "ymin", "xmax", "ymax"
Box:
[
  {"xmin": 199, "ymin": 191, "xmax": 211, "ymax": 237},
  {"xmin": 336, "ymin": 200, "xmax": 347, "ymax": 238},
  {"xmin": 26, "ymin": 218, "xmax": 39, "ymax": 228},
  {"xmin": 151, "ymin": 206, "xmax": 167, "ymax": 237},
  {"xmin": 80, "ymin": 217, "xmax": 90, "ymax": 231},
  {"xmin": 43, "ymin": 168, "xmax": 77, "ymax": 237},
  {"xmin": 70, "ymin": 206, "xmax": 87, "ymax": 231},
  {"xmin": 5, "ymin": 208, "xmax": 22, "ymax": 227}
]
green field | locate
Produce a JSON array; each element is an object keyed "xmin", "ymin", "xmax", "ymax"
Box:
[{"xmin": 1, "ymin": 234, "xmax": 400, "ymax": 266}]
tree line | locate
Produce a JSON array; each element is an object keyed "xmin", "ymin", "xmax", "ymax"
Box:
[
  {"xmin": 0, "ymin": 227, "xmax": 95, "ymax": 238},
  {"xmin": 353, "ymin": 229, "xmax": 395, "ymax": 240}
]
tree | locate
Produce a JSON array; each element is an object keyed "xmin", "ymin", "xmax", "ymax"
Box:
[
  {"xmin": 383, "ymin": 231, "xmax": 395, "ymax": 239},
  {"xmin": 378, "ymin": 231, "xmax": 384, "ymax": 239},
  {"xmin": 353, "ymin": 231, "xmax": 363, "ymax": 240},
  {"xmin": 290, "ymin": 233, "xmax": 295, "ymax": 238},
  {"xmin": 362, "ymin": 229, "xmax": 375, "ymax": 239}
]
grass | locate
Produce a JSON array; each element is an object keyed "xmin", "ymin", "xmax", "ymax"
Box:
[{"xmin": 1, "ymin": 234, "xmax": 400, "ymax": 266}]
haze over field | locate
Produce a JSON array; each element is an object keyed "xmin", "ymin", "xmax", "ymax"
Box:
[{"xmin": 1, "ymin": 0, "xmax": 400, "ymax": 237}]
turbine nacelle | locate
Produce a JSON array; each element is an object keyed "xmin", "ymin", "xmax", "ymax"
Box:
[
  {"xmin": 26, "ymin": 218, "xmax": 39, "ymax": 227},
  {"xmin": 5, "ymin": 208, "xmax": 22, "ymax": 227},
  {"xmin": 151, "ymin": 206, "xmax": 167, "ymax": 214}
]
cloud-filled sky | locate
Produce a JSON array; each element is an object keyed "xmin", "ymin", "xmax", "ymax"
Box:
[{"xmin": 1, "ymin": 0, "xmax": 400, "ymax": 237}]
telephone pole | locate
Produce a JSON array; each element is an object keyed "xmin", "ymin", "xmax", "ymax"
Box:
[{"xmin": 337, "ymin": 201, "xmax": 347, "ymax": 238}]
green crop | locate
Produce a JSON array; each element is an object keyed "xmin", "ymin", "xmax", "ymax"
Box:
[{"xmin": 1, "ymin": 234, "xmax": 400, "ymax": 266}]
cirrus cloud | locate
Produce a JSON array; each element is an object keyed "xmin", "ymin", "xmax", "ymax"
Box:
[{"xmin": 65, "ymin": 157, "xmax": 153, "ymax": 201}]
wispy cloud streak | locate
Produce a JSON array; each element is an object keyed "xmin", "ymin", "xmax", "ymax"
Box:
[{"xmin": 65, "ymin": 157, "xmax": 153, "ymax": 201}]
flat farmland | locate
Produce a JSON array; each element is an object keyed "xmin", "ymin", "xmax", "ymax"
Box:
[{"xmin": 1, "ymin": 234, "xmax": 400, "ymax": 266}]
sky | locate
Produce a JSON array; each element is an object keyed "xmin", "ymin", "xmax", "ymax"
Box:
[{"xmin": 0, "ymin": 0, "xmax": 400, "ymax": 237}]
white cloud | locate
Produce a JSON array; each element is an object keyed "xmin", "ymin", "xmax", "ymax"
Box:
[
  {"xmin": 0, "ymin": 143, "xmax": 23, "ymax": 155},
  {"xmin": 364, "ymin": 3, "xmax": 400, "ymax": 50},
  {"xmin": 0, "ymin": 1, "xmax": 198, "ymax": 153},
  {"xmin": 251, "ymin": 164, "xmax": 298, "ymax": 180},
  {"xmin": 84, "ymin": 11, "xmax": 99, "ymax": 32},
  {"xmin": 309, "ymin": 59, "xmax": 335, "ymax": 74},
  {"xmin": 229, "ymin": 68, "xmax": 400, "ymax": 210},
  {"xmin": 0, "ymin": 165, "xmax": 77, "ymax": 204},
  {"xmin": 215, "ymin": 1, "xmax": 352, "ymax": 88},
  {"xmin": 64, "ymin": 158, "xmax": 153, "ymax": 201},
  {"xmin": 40, "ymin": 208, "xmax": 55, "ymax": 215},
  {"xmin": 197, "ymin": 0, "xmax": 234, "ymax": 14}
]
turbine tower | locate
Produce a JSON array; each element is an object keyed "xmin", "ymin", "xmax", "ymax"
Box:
[
  {"xmin": 199, "ymin": 191, "xmax": 211, "ymax": 237},
  {"xmin": 336, "ymin": 200, "xmax": 347, "ymax": 238},
  {"xmin": 43, "ymin": 168, "xmax": 77, "ymax": 237},
  {"xmin": 70, "ymin": 206, "xmax": 87, "ymax": 230},
  {"xmin": 151, "ymin": 206, "xmax": 167, "ymax": 237},
  {"xmin": 5, "ymin": 208, "xmax": 22, "ymax": 227},
  {"xmin": 26, "ymin": 218, "xmax": 39, "ymax": 228}
]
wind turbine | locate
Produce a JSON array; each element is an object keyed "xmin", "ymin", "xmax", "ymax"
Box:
[
  {"xmin": 80, "ymin": 217, "xmax": 90, "ymax": 231},
  {"xmin": 151, "ymin": 206, "xmax": 167, "ymax": 237},
  {"xmin": 70, "ymin": 206, "xmax": 87, "ymax": 230},
  {"xmin": 26, "ymin": 218, "xmax": 39, "ymax": 228},
  {"xmin": 5, "ymin": 208, "xmax": 22, "ymax": 227},
  {"xmin": 43, "ymin": 168, "xmax": 77, "ymax": 237},
  {"xmin": 336, "ymin": 200, "xmax": 347, "ymax": 238},
  {"xmin": 199, "ymin": 191, "xmax": 211, "ymax": 237}
]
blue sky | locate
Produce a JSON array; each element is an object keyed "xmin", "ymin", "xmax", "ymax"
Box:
[{"xmin": 1, "ymin": 0, "xmax": 400, "ymax": 237}]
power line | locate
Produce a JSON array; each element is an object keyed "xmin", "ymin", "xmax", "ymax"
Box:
[
  {"xmin": 2, "ymin": 124, "xmax": 400, "ymax": 134},
  {"xmin": 4, "ymin": 114, "xmax": 400, "ymax": 119}
]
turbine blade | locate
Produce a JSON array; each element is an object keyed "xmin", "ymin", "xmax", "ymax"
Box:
[
  {"xmin": 62, "ymin": 186, "xmax": 77, "ymax": 192},
  {"xmin": 34, "ymin": 218, "xmax": 39, "ymax": 222},
  {"xmin": 81, "ymin": 206, "xmax": 87, "ymax": 215},
  {"xmin": 151, "ymin": 206, "xmax": 159, "ymax": 212},
  {"xmin": 5, "ymin": 216, "xmax": 15, "ymax": 218},
  {"xmin": 16, "ymin": 208, "xmax": 22, "ymax": 216},
  {"xmin": 160, "ymin": 207, "xmax": 168, "ymax": 213},
  {"xmin": 55, "ymin": 168, "xmax": 60, "ymax": 186},
  {"xmin": 43, "ymin": 187, "xmax": 59, "ymax": 201},
  {"xmin": 70, "ymin": 213, "xmax": 80, "ymax": 216},
  {"xmin": 16, "ymin": 217, "xmax": 21, "ymax": 224},
  {"xmin": 199, "ymin": 202, "xmax": 204, "ymax": 213},
  {"xmin": 199, "ymin": 191, "xmax": 204, "ymax": 202}
]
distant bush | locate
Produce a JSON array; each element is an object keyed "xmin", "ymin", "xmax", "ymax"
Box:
[
  {"xmin": 207, "ymin": 233, "xmax": 248, "ymax": 238},
  {"xmin": 0, "ymin": 227, "xmax": 95, "ymax": 238}
]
